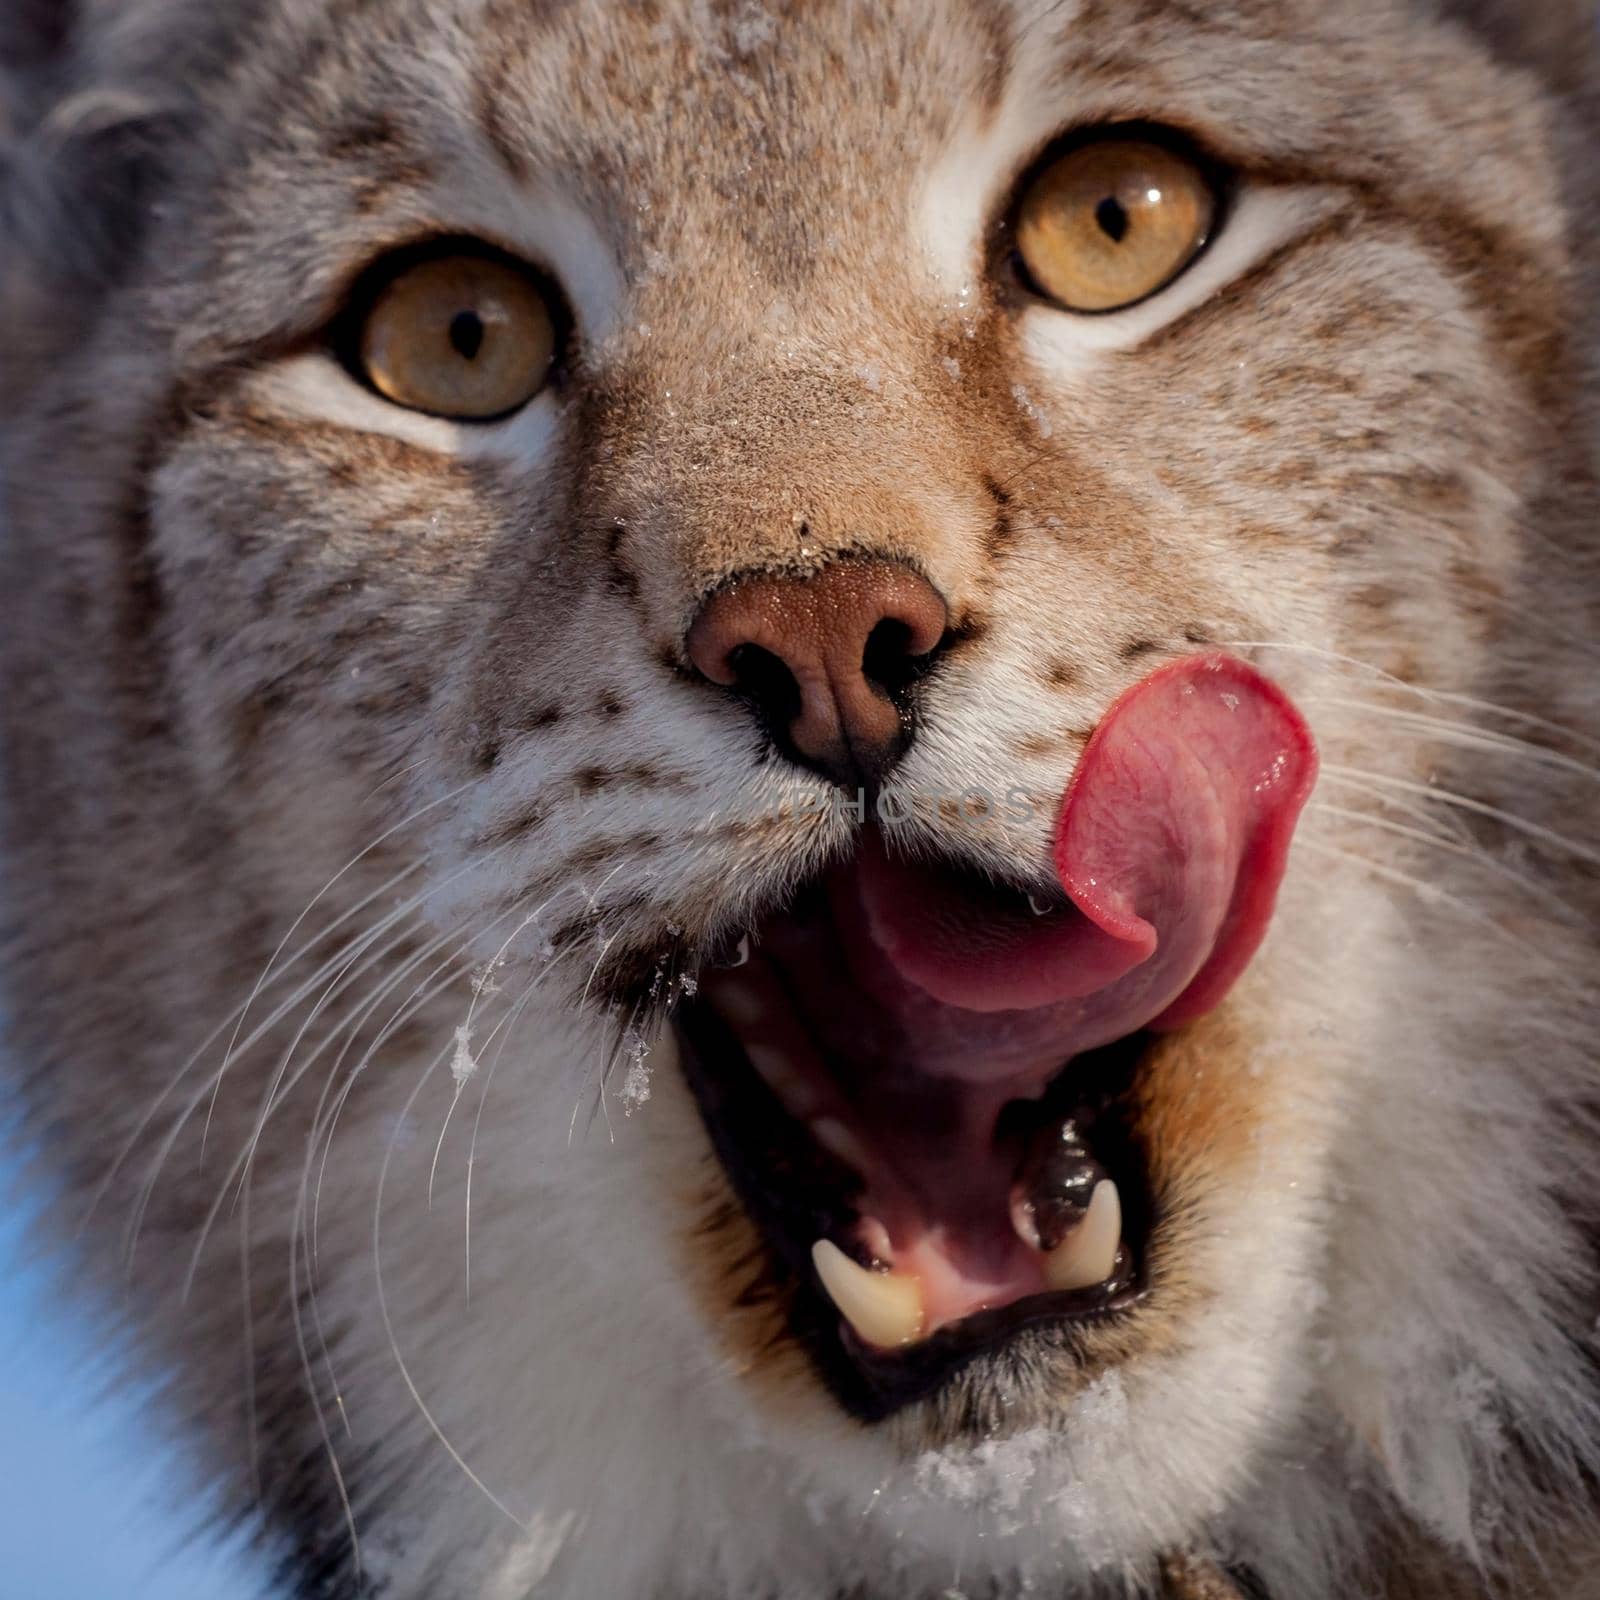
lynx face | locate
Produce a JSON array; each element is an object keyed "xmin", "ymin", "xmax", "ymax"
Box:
[{"xmin": 2, "ymin": 1, "xmax": 1598, "ymax": 1597}]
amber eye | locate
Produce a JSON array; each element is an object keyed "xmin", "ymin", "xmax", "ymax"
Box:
[
  {"xmin": 357, "ymin": 253, "xmax": 558, "ymax": 420},
  {"xmin": 1014, "ymin": 136, "xmax": 1218, "ymax": 314}
]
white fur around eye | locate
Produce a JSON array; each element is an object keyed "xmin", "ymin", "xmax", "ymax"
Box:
[
  {"xmin": 251, "ymin": 352, "xmax": 563, "ymax": 466},
  {"xmin": 1019, "ymin": 186, "xmax": 1340, "ymax": 378}
]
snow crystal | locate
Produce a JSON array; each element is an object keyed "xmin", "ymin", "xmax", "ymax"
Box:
[
  {"xmin": 1010, "ymin": 383, "xmax": 1054, "ymax": 439},
  {"xmin": 619, "ymin": 1061, "xmax": 652, "ymax": 1113},
  {"xmin": 910, "ymin": 1373, "xmax": 1130, "ymax": 1544},
  {"xmin": 618, "ymin": 1030, "xmax": 653, "ymax": 1115},
  {"xmin": 941, "ymin": 356, "xmax": 962, "ymax": 380},
  {"xmin": 857, "ymin": 362, "xmax": 884, "ymax": 394},
  {"xmin": 450, "ymin": 1025, "xmax": 478, "ymax": 1088}
]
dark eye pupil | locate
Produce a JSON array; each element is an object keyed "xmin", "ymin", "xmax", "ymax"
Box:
[
  {"xmin": 450, "ymin": 310, "xmax": 486, "ymax": 360},
  {"xmin": 1095, "ymin": 196, "xmax": 1130, "ymax": 243}
]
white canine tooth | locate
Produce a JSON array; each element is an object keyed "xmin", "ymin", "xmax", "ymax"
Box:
[
  {"xmin": 727, "ymin": 933, "xmax": 751, "ymax": 968},
  {"xmin": 1042, "ymin": 1179, "xmax": 1122, "ymax": 1292},
  {"xmin": 1027, "ymin": 894, "xmax": 1055, "ymax": 917},
  {"xmin": 811, "ymin": 1240, "xmax": 925, "ymax": 1349}
]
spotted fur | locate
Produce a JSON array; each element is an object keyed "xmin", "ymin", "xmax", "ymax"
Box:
[{"xmin": 2, "ymin": 2, "xmax": 1599, "ymax": 1597}]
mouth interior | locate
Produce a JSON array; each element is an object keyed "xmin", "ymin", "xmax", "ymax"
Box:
[
  {"xmin": 678, "ymin": 654, "xmax": 1318, "ymax": 1370},
  {"xmin": 692, "ymin": 849, "xmax": 1146, "ymax": 1346}
]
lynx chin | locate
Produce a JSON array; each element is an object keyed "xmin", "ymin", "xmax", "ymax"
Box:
[{"xmin": 3, "ymin": 2, "xmax": 1599, "ymax": 1596}]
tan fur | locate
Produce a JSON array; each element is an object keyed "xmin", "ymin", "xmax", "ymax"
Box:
[{"xmin": 2, "ymin": 1, "xmax": 1598, "ymax": 1596}]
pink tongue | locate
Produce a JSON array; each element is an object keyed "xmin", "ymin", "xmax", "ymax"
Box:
[{"xmin": 852, "ymin": 655, "xmax": 1317, "ymax": 1083}]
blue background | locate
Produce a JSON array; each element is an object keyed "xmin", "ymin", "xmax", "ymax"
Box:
[{"xmin": 0, "ymin": 1142, "xmax": 270, "ymax": 1600}]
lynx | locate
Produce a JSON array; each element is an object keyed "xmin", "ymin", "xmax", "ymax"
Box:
[{"xmin": 2, "ymin": 2, "xmax": 1598, "ymax": 1596}]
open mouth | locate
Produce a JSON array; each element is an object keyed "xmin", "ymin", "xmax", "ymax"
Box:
[
  {"xmin": 673, "ymin": 655, "xmax": 1318, "ymax": 1415},
  {"xmin": 676, "ymin": 861, "xmax": 1153, "ymax": 1416}
]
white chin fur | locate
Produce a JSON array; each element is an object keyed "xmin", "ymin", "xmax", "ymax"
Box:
[{"xmin": 302, "ymin": 840, "xmax": 1600, "ymax": 1600}]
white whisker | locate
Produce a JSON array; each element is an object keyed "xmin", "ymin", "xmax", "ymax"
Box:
[
  {"xmin": 86, "ymin": 853, "xmax": 428, "ymax": 1248},
  {"xmin": 163, "ymin": 845, "xmax": 513, "ymax": 1282},
  {"xmin": 1293, "ymin": 836, "xmax": 1584, "ymax": 993},
  {"xmin": 1307, "ymin": 800, "xmax": 1580, "ymax": 918},
  {"xmin": 1226, "ymin": 637, "xmax": 1600, "ymax": 752},
  {"xmin": 124, "ymin": 872, "xmax": 435, "ymax": 1268},
  {"xmin": 1322, "ymin": 763, "xmax": 1600, "ymax": 871},
  {"xmin": 201, "ymin": 780, "xmax": 478, "ymax": 1162},
  {"xmin": 425, "ymin": 887, "xmax": 579, "ymax": 1208},
  {"xmin": 1306, "ymin": 696, "xmax": 1600, "ymax": 785},
  {"xmin": 373, "ymin": 1044, "xmax": 532, "ymax": 1532},
  {"xmin": 182, "ymin": 912, "xmax": 454, "ymax": 1303}
]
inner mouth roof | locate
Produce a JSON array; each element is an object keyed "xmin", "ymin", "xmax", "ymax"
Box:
[{"xmin": 683, "ymin": 654, "xmax": 1319, "ymax": 1355}]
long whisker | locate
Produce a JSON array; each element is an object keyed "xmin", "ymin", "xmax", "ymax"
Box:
[
  {"xmin": 1310, "ymin": 766, "xmax": 1476, "ymax": 847},
  {"xmin": 230, "ymin": 851, "xmax": 498, "ymax": 1209},
  {"xmin": 202, "ymin": 779, "xmax": 478, "ymax": 1160},
  {"xmin": 280, "ymin": 908, "xmax": 522, "ymax": 1571},
  {"xmin": 1307, "ymin": 800, "xmax": 1581, "ymax": 918},
  {"xmin": 125, "ymin": 889, "xmax": 426, "ymax": 1268},
  {"xmin": 463, "ymin": 976, "xmax": 545, "ymax": 1303},
  {"xmin": 1293, "ymin": 836, "xmax": 1584, "ymax": 993},
  {"xmin": 85, "ymin": 853, "xmax": 427, "ymax": 1246},
  {"xmin": 427, "ymin": 947, "xmax": 565, "ymax": 1215},
  {"xmin": 308, "ymin": 939, "xmax": 480, "ymax": 1268},
  {"xmin": 1225, "ymin": 637, "xmax": 1600, "ymax": 752},
  {"xmin": 373, "ymin": 1044, "xmax": 532, "ymax": 1532},
  {"xmin": 127, "ymin": 858, "xmax": 466, "ymax": 1268},
  {"xmin": 287, "ymin": 1191, "xmax": 364, "ymax": 1585},
  {"xmin": 425, "ymin": 896, "xmax": 573, "ymax": 1207},
  {"xmin": 182, "ymin": 911, "xmax": 459, "ymax": 1303},
  {"xmin": 1305, "ymin": 696, "xmax": 1600, "ymax": 785},
  {"xmin": 1321, "ymin": 763, "xmax": 1600, "ymax": 871},
  {"xmin": 568, "ymin": 930, "xmax": 621, "ymax": 1147},
  {"xmin": 308, "ymin": 896, "xmax": 540, "ymax": 1268}
]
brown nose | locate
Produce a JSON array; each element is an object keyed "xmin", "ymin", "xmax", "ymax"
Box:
[{"xmin": 686, "ymin": 559, "xmax": 949, "ymax": 788}]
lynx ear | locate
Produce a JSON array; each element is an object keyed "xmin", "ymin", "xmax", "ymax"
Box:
[
  {"xmin": 2, "ymin": 0, "xmax": 194, "ymax": 313},
  {"xmin": 1437, "ymin": 0, "xmax": 1597, "ymax": 90}
]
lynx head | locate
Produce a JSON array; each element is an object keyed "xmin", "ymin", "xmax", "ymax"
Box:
[{"xmin": 2, "ymin": 1, "xmax": 1598, "ymax": 1597}]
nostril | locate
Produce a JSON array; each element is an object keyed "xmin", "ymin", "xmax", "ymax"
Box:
[
  {"xmin": 862, "ymin": 616, "xmax": 946, "ymax": 703},
  {"xmin": 725, "ymin": 641, "xmax": 803, "ymax": 732}
]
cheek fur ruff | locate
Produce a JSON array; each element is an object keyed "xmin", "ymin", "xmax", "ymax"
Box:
[{"xmin": 1, "ymin": 2, "xmax": 1598, "ymax": 1598}]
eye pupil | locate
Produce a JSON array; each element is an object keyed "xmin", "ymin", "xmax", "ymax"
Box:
[
  {"xmin": 358, "ymin": 252, "xmax": 557, "ymax": 418},
  {"xmin": 1095, "ymin": 196, "xmax": 1130, "ymax": 244},
  {"xmin": 449, "ymin": 310, "xmax": 486, "ymax": 361}
]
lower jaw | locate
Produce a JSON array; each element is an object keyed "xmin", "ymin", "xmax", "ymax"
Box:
[{"xmin": 675, "ymin": 1000, "xmax": 1154, "ymax": 1420}]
